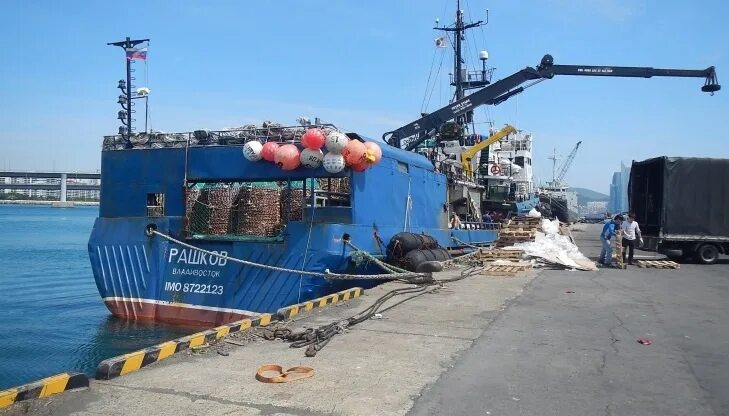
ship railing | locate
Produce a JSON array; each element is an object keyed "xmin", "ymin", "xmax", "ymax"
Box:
[
  {"xmin": 460, "ymin": 221, "xmax": 502, "ymax": 231},
  {"xmin": 449, "ymin": 68, "xmax": 495, "ymax": 85},
  {"xmin": 102, "ymin": 123, "xmax": 341, "ymax": 150}
]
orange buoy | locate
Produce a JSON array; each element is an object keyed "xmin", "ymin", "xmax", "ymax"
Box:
[
  {"xmin": 342, "ymin": 140, "xmax": 367, "ymax": 166},
  {"xmin": 363, "ymin": 142, "xmax": 382, "ymax": 164},
  {"xmin": 275, "ymin": 144, "xmax": 301, "ymax": 171}
]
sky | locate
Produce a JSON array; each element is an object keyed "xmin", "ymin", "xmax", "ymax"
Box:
[{"xmin": 0, "ymin": 0, "xmax": 727, "ymax": 193}]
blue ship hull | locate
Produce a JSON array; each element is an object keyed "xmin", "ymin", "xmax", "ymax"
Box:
[{"xmin": 89, "ymin": 134, "xmax": 498, "ymax": 325}]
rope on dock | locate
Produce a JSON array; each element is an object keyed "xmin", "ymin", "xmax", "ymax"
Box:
[{"xmin": 150, "ymin": 230, "xmax": 428, "ymax": 280}]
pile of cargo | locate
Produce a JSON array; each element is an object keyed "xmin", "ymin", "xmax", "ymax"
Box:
[
  {"xmin": 280, "ymin": 188, "xmax": 304, "ymax": 223},
  {"xmin": 102, "ymin": 121, "xmax": 306, "ymax": 150},
  {"xmin": 495, "ymin": 216, "xmax": 540, "ymax": 248},
  {"xmin": 232, "ymin": 186, "xmax": 283, "ymax": 237},
  {"xmin": 184, "ymin": 182, "xmax": 308, "ymax": 238}
]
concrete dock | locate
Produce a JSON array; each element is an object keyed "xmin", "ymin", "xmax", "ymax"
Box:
[{"xmin": 4, "ymin": 224, "xmax": 728, "ymax": 416}]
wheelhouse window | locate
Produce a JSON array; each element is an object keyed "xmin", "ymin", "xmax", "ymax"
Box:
[{"xmin": 146, "ymin": 193, "xmax": 165, "ymax": 217}]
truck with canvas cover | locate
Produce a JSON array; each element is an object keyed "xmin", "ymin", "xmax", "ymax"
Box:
[{"xmin": 629, "ymin": 157, "xmax": 729, "ymax": 264}]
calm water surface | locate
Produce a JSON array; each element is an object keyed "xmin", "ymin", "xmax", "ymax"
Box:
[{"xmin": 0, "ymin": 205, "xmax": 195, "ymax": 389}]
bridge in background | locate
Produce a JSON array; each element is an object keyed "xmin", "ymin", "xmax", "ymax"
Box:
[{"xmin": 0, "ymin": 171, "xmax": 101, "ymax": 205}]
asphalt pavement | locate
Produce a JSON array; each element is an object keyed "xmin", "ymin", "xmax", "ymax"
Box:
[
  {"xmin": 5, "ymin": 224, "xmax": 727, "ymax": 416},
  {"xmin": 410, "ymin": 223, "xmax": 729, "ymax": 416}
]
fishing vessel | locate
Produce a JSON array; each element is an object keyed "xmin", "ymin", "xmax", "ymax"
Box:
[
  {"xmin": 87, "ymin": 4, "xmax": 507, "ymax": 326},
  {"xmin": 89, "ymin": 5, "xmax": 719, "ymax": 325}
]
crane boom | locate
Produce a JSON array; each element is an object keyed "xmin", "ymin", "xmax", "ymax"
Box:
[
  {"xmin": 555, "ymin": 141, "xmax": 582, "ymax": 186},
  {"xmin": 383, "ymin": 54, "xmax": 720, "ymax": 150},
  {"xmin": 460, "ymin": 124, "xmax": 517, "ymax": 179}
]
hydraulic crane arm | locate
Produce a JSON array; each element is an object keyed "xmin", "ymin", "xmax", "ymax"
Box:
[
  {"xmin": 384, "ymin": 54, "xmax": 720, "ymax": 150},
  {"xmin": 460, "ymin": 124, "xmax": 517, "ymax": 179}
]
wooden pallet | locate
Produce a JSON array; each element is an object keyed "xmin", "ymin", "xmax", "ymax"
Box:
[
  {"xmin": 477, "ymin": 249, "xmax": 524, "ymax": 261},
  {"xmin": 636, "ymin": 260, "xmax": 680, "ymax": 269},
  {"xmin": 495, "ymin": 239, "xmax": 533, "ymax": 248},
  {"xmin": 480, "ymin": 264, "xmax": 531, "ymax": 276},
  {"xmin": 500, "ymin": 230, "xmax": 535, "ymax": 238},
  {"xmin": 512, "ymin": 216, "xmax": 541, "ymax": 223},
  {"xmin": 497, "ymin": 236, "xmax": 534, "ymax": 243},
  {"xmin": 502, "ymin": 225, "xmax": 539, "ymax": 232},
  {"xmin": 613, "ymin": 237, "xmax": 625, "ymax": 269}
]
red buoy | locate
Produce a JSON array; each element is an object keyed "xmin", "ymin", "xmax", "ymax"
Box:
[
  {"xmin": 261, "ymin": 142, "xmax": 280, "ymax": 162},
  {"xmin": 301, "ymin": 128, "xmax": 326, "ymax": 150}
]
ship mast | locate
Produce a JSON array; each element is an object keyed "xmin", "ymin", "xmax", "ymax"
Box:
[
  {"xmin": 548, "ymin": 148, "xmax": 560, "ymax": 187},
  {"xmin": 434, "ymin": 0, "xmax": 491, "ymax": 128},
  {"xmin": 108, "ymin": 37, "xmax": 149, "ymax": 139}
]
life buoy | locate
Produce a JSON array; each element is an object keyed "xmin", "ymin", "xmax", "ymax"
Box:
[{"xmin": 490, "ymin": 164, "xmax": 502, "ymax": 175}]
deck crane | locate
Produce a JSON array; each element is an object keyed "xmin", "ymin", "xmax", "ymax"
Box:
[
  {"xmin": 383, "ymin": 54, "xmax": 720, "ymax": 150},
  {"xmin": 553, "ymin": 141, "xmax": 582, "ymax": 187},
  {"xmin": 460, "ymin": 124, "xmax": 517, "ymax": 180}
]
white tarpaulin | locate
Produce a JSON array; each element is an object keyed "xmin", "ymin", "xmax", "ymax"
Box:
[{"xmin": 508, "ymin": 219, "xmax": 597, "ymax": 271}]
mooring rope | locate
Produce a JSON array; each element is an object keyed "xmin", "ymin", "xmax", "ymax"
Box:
[{"xmin": 150, "ymin": 230, "xmax": 427, "ymax": 280}]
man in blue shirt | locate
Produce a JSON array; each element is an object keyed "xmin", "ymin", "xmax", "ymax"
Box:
[{"xmin": 599, "ymin": 215, "xmax": 624, "ymax": 266}]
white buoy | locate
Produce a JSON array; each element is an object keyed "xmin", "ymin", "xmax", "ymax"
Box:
[
  {"xmin": 323, "ymin": 152, "xmax": 346, "ymax": 173},
  {"xmin": 242, "ymin": 141, "xmax": 263, "ymax": 161},
  {"xmin": 300, "ymin": 148, "xmax": 324, "ymax": 169},
  {"xmin": 325, "ymin": 131, "xmax": 349, "ymax": 154}
]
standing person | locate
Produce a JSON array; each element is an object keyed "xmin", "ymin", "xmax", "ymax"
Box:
[
  {"xmin": 622, "ymin": 213, "xmax": 644, "ymax": 265},
  {"xmin": 483, "ymin": 211, "xmax": 493, "ymax": 223},
  {"xmin": 599, "ymin": 215, "xmax": 624, "ymax": 266},
  {"xmin": 449, "ymin": 214, "xmax": 463, "ymax": 229}
]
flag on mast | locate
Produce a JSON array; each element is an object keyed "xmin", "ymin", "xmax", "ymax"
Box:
[
  {"xmin": 434, "ymin": 37, "xmax": 447, "ymax": 48},
  {"xmin": 126, "ymin": 47, "xmax": 148, "ymax": 60}
]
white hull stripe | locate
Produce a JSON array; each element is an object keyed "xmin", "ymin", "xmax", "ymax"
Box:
[{"xmin": 102, "ymin": 297, "xmax": 260, "ymax": 317}]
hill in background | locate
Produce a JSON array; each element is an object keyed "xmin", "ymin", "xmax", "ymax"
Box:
[{"xmin": 572, "ymin": 187, "xmax": 609, "ymax": 206}]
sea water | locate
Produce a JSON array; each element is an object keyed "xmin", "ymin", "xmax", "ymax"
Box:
[{"xmin": 0, "ymin": 205, "xmax": 195, "ymax": 389}]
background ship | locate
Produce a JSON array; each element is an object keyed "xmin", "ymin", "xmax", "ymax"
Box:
[
  {"xmin": 406, "ymin": 2, "xmax": 540, "ymax": 222},
  {"xmin": 540, "ymin": 142, "xmax": 581, "ymax": 223}
]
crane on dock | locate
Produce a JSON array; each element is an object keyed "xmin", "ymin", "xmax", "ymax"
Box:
[{"xmin": 550, "ymin": 141, "xmax": 582, "ymax": 187}]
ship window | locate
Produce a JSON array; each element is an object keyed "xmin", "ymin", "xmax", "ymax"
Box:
[
  {"xmin": 514, "ymin": 156, "xmax": 525, "ymax": 168},
  {"xmin": 311, "ymin": 177, "xmax": 351, "ymax": 208},
  {"xmin": 146, "ymin": 193, "xmax": 165, "ymax": 217},
  {"xmin": 398, "ymin": 162, "xmax": 409, "ymax": 173}
]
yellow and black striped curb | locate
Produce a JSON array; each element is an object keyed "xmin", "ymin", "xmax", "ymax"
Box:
[
  {"xmin": 0, "ymin": 372, "xmax": 89, "ymax": 410},
  {"xmin": 95, "ymin": 313, "xmax": 273, "ymax": 380},
  {"xmin": 276, "ymin": 287, "xmax": 363, "ymax": 320}
]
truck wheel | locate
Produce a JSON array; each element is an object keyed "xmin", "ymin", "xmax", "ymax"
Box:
[{"xmin": 696, "ymin": 244, "xmax": 720, "ymax": 265}]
